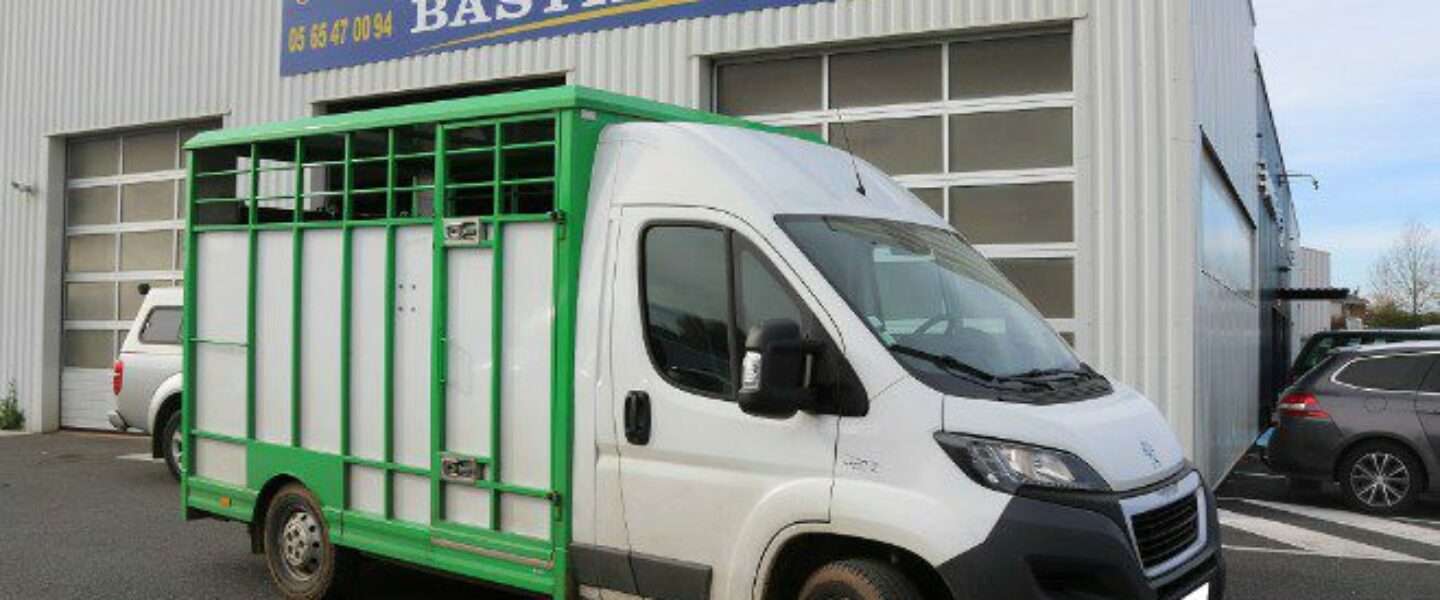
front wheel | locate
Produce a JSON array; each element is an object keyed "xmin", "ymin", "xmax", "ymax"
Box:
[
  {"xmin": 1339, "ymin": 442, "xmax": 1424, "ymax": 515},
  {"xmin": 263, "ymin": 483, "xmax": 357, "ymax": 600},
  {"xmin": 799, "ymin": 559, "xmax": 921, "ymax": 600},
  {"xmin": 159, "ymin": 410, "xmax": 182, "ymax": 481}
]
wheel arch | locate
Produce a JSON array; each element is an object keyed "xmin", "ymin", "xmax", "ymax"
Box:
[
  {"xmin": 148, "ymin": 386, "xmax": 183, "ymax": 458},
  {"xmin": 1332, "ymin": 433, "xmax": 1431, "ymax": 489},
  {"xmin": 248, "ymin": 474, "xmax": 305, "ymax": 555},
  {"xmin": 755, "ymin": 527, "xmax": 952, "ymax": 600}
]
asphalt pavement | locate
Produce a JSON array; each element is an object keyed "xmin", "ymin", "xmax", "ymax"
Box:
[{"xmin": 3, "ymin": 431, "xmax": 1440, "ymax": 599}]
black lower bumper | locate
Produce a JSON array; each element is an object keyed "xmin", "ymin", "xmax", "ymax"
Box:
[
  {"xmin": 1264, "ymin": 417, "xmax": 1343, "ymax": 479},
  {"xmin": 938, "ymin": 474, "xmax": 1224, "ymax": 600}
]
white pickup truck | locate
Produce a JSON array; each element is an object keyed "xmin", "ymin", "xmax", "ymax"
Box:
[{"xmin": 108, "ymin": 285, "xmax": 184, "ymax": 479}]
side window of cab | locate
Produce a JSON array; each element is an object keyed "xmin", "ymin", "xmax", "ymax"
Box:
[{"xmin": 639, "ymin": 224, "xmax": 816, "ymax": 400}]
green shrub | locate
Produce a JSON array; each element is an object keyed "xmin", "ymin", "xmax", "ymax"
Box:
[{"xmin": 0, "ymin": 379, "xmax": 23, "ymax": 431}]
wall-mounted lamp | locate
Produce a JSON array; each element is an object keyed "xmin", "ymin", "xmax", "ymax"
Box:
[
  {"xmin": 1279, "ymin": 172, "xmax": 1320, "ymax": 191},
  {"xmin": 9, "ymin": 181, "xmax": 37, "ymax": 196}
]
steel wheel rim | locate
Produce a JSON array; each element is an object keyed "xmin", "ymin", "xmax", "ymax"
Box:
[
  {"xmin": 278, "ymin": 509, "xmax": 324, "ymax": 581},
  {"xmin": 1350, "ymin": 452, "xmax": 1410, "ymax": 508}
]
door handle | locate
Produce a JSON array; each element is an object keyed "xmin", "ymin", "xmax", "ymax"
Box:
[{"xmin": 624, "ymin": 390, "xmax": 652, "ymax": 446}]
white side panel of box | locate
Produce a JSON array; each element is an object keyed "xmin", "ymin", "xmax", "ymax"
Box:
[
  {"xmin": 300, "ymin": 230, "xmax": 343, "ymax": 454},
  {"xmin": 348, "ymin": 465, "xmax": 386, "ymax": 516},
  {"xmin": 196, "ymin": 232, "xmax": 249, "ymax": 341},
  {"xmin": 195, "ymin": 438, "xmax": 247, "ymax": 487},
  {"xmin": 196, "ymin": 344, "xmax": 247, "ymax": 437},
  {"xmin": 350, "ymin": 229, "xmax": 388, "ymax": 462},
  {"xmin": 393, "ymin": 227, "xmax": 433, "ymax": 470},
  {"xmin": 393, "ymin": 472, "xmax": 430, "ymax": 526},
  {"xmin": 255, "ymin": 231, "xmax": 294, "ymax": 445},
  {"xmin": 444, "ymin": 484, "xmax": 493, "ymax": 529},
  {"xmin": 445, "ymin": 247, "xmax": 495, "ymax": 458},
  {"xmin": 499, "ymin": 223, "xmax": 554, "ymax": 539}
]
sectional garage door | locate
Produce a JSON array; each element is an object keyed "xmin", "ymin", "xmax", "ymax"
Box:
[{"xmin": 61, "ymin": 124, "xmax": 214, "ymax": 429}]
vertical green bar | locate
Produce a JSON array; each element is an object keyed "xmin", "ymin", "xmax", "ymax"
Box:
[
  {"xmin": 180, "ymin": 148, "xmax": 199, "ymax": 513},
  {"xmin": 383, "ymin": 128, "xmax": 398, "ymax": 519},
  {"xmin": 340, "ymin": 133, "xmax": 354, "ymax": 464},
  {"xmin": 488, "ymin": 121, "xmax": 506, "ymax": 530},
  {"xmin": 430, "ymin": 126, "xmax": 449, "ymax": 523},
  {"xmin": 548, "ymin": 112, "xmax": 577, "ymax": 579},
  {"xmin": 290, "ymin": 138, "xmax": 304, "ymax": 448},
  {"xmin": 246, "ymin": 144, "xmax": 260, "ymax": 441}
]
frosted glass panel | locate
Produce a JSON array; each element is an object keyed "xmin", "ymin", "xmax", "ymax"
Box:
[
  {"xmin": 832, "ymin": 117, "xmax": 943, "ymax": 175},
  {"xmin": 950, "ymin": 34, "xmax": 1072, "ymax": 99},
  {"xmin": 950, "ymin": 109, "xmax": 1072, "ymax": 171},
  {"xmin": 993, "ymin": 258, "xmax": 1074, "ymax": 319},
  {"xmin": 830, "ymin": 45, "xmax": 942, "ymax": 108},
  {"xmin": 949, "ymin": 183, "xmax": 1073, "ymax": 244},
  {"xmin": 716, "ymin": 57, "xmax": 822, "ymax": 116},
  {"xmin": 68, "ymin": 187, "xmax": 117, "ymax": 226}
]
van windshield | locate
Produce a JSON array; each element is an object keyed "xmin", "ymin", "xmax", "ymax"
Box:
[{"xmin": 779, "ymin": 215, "xmax": 1087, "ymax": 396}]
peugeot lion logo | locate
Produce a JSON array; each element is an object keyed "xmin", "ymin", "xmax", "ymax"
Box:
[{"xmin": 1141, "ymin": 441, "xmax": 1162, "ymax": 470}]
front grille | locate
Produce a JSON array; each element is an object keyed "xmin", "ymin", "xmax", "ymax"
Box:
[{"xmin": 1130, "ymin": 493, "xmax": 1200, "ymax": 571}]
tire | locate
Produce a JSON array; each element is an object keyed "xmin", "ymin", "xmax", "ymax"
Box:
[
  {"xmin": 159, "ymin": 410, "xmax": 182, "ymax": 481},
  {"xmin": 262, "ymin": 483, "xmax": 357, "ymax": 600},
  {"xmin": 1338, "ymin": 441, "xmax": 1425, "ymax": 515},
  {"xmin": 798, "ymin": 558, "xmax": 922, "ymax": 600}
]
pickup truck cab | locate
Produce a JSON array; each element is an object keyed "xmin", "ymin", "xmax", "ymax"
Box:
[{"xmin": 109, "ymin": 285, "xmax": 184, "ymax": 479}]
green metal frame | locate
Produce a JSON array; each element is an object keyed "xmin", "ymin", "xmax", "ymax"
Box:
[{"xmin": 181, "ymin": 86, "xmax": 820, "ymax": 597}]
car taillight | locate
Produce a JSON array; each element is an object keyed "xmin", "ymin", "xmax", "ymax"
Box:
[
  {"xmin": 1277, "ymin": 393, "xmax": 1328, "ymax": 419},
  {"xmin": 113, "ymin": 359, "xmax": 124, "ymax": 395}
]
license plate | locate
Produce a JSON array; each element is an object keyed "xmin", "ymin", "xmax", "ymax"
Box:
[{"xmin": 1183, "ymin": 583, "xmax": 1210, "ymax": 600}]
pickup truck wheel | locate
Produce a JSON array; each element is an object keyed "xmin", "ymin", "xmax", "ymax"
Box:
[
  {"xmin": 263, "ymin": 483, "xmax": 357, "ymax": 600},
  {"xmin": 799, "ymin": 559, "xmax": 921, "ymax": 600},
  {"xmin": 159, "ymin": 410, "xmax": 182, "ymax": 481}
]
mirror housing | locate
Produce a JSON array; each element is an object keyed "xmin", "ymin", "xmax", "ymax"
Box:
[{"xmin": 738, "ymin": 319, "xmax": 822, "ymax": 418}]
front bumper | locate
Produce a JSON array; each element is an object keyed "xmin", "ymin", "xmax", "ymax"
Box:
[
  {"xmin": 106, "ymin": 410, "xmax": 129, "ymax": 431},
  {"xmin": 939, "ymin": 470, "xmax": 1223, "ymax": 600}
]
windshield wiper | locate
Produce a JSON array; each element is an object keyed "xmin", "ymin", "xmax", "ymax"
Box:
[{"xmin": 887, "ymin": 344, "xmax": 1050, "ymax": 392}]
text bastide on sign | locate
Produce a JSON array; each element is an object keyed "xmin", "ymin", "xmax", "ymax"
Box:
[{"xmin": 282, "ymin": 0, "xmax": 837, "ymax": 76}]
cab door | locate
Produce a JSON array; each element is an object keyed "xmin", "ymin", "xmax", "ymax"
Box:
[{"xmin": 608, "ymin": 205, "xmax": 841, "ymax": 599}]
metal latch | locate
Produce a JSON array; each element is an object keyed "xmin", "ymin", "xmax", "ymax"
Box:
[
  {"xmin": 440, "ymin": 455, "xmax": 484, "ymax": 484},
  {"xmin": 443, "ymin": 217, "xmax": 488, "ymax": 247}
]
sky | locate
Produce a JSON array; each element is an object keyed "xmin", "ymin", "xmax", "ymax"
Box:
[{"xmin": 1252, "ymin": 0, "xmax": 1440, "ymax": 293}]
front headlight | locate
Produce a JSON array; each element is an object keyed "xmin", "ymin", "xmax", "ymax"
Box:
[{"xmin": 935, "ymin": 432, "xmax": 1110, "ymax": 493}]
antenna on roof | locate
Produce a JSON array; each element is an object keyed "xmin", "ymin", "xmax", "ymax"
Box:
[{"xmin": 833, "ymin": 111, "xmax": 867, "ymax": 198}]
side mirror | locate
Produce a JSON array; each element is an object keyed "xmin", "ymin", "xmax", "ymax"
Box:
[{"xmin": 738, "ymin": 319, "xmax": 822, "ymax": 418}]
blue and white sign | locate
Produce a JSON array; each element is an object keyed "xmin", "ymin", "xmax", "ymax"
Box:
[{"xmin": 282, "ymin": 0, "xmax": 836, "ymax": 76}]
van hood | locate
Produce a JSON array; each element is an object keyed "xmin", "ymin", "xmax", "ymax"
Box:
[{"xmin": 941, "ymin": 383, "xmax": 1187, "ymax": 491}]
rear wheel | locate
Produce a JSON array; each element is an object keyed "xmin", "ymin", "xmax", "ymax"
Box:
[
  {"xmin": 1339, "ymin": 442, "xmax": 1424, "ymax": 515},
  {"xmin": 262, "ymin": 483, "xmax": 356, "ymax": 600},
  {"xmin": 799, "ymin": 558, "xmax": 922, "ymax": 600},
  {"xmin": 159, "ymin": 410, "xmax": 182, "ymax": 481}
]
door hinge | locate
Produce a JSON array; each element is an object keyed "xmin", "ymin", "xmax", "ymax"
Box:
[{"xmin": 553, "ymin": 210, "xmax": 567, "ymax": 240}]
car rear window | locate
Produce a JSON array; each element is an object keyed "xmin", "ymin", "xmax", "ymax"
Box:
[
  {"xmin": 1334, "ymin": 354, "xmax": 1433, "ymax": 392},
  {"xmin": 139, "ymin": 307, "xmax": 182, "ymax": 345}
]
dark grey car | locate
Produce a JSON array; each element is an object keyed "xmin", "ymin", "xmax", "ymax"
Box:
[{"xmin": 1266, "ymin": 341, "xmax": 1440, "ymax": 514}]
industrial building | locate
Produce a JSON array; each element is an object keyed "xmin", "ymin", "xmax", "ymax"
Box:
[{"xmin": 0, "ymin": 0, "xmax": 1301, "ymax": 482}]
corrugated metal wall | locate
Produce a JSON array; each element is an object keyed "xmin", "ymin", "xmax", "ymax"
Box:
[
  {"xmin": 1074, "ymin": 0, "xmax": 1200, "ymax": 456},
  {"xmin": 1, "ymin": 0, "xmax": 1271, "ymax": 482},
  {"xmin": 1291, "ymin": 247, "xmax": 1334, "ymax": 354},
  {"xmin": 1190, "ymin": 0, "xmax": 1264, "ymax": 479}
]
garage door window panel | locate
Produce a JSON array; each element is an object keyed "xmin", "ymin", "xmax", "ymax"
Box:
[
  {"xmin": 716, "ymin": 57, "xmax": 822, "ymax": 116},
  {"xmin": 949, "ymin": 109, "xmax": 1073, "ymax": 172},
  {"xmin": 950, "ymin": 33, "xmax": 1072, "ymax": 99},
  {"xmin": 67, "ymin": 234, "xmax": 117, "ymax": 272},
  {"xmin": 830, "ymin": 117, "xmax": 943, "ymax": 176},
  {"xmin": 830, "ymin": 45, "xmax": 943, "ymax": 108},
  {"xmin": 68, "ymin": 138, "xmax": 119, "ymax": 179},
  {"xmin": 65, "ymin": 282, "xmax": 117, "ymax": 321},
  {"xmin": 68, "ymin": 187, "xmax": 117, "ymax": 226},
  {"xmin": 949, "ymin": 183, "xmax": 1073, "ymax": 244},
  {"xmin": 122, "ymin": 131, "xmax": 179, "ymax": 173},
  {"xmin": 121, "ymin": 180, "xmax": 178, "ymax": 223},
  {"xmin": 64, "ymin": 330, "xmax": 115, "ymax": 369},
  {"xmin": 992, "ymin": 258, "xmax": 1074, "ymax": 319},
  {"xmin": 120, "ymin": 231, "xmax": 176, "ymax": 272}
]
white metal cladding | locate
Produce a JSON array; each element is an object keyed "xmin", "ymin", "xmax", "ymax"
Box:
[
  {"xmin": 1290, "ymin": 247, "xmax": 1333, "ymax": 357},
  {"xmin": 0, "ymin": 0, "xmax": 1269, "ymax": 483}
]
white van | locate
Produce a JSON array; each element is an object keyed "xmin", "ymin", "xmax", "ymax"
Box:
[{"xmin": 180, "ymin": 88, "xmax": 1221, "ymax": 600}]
